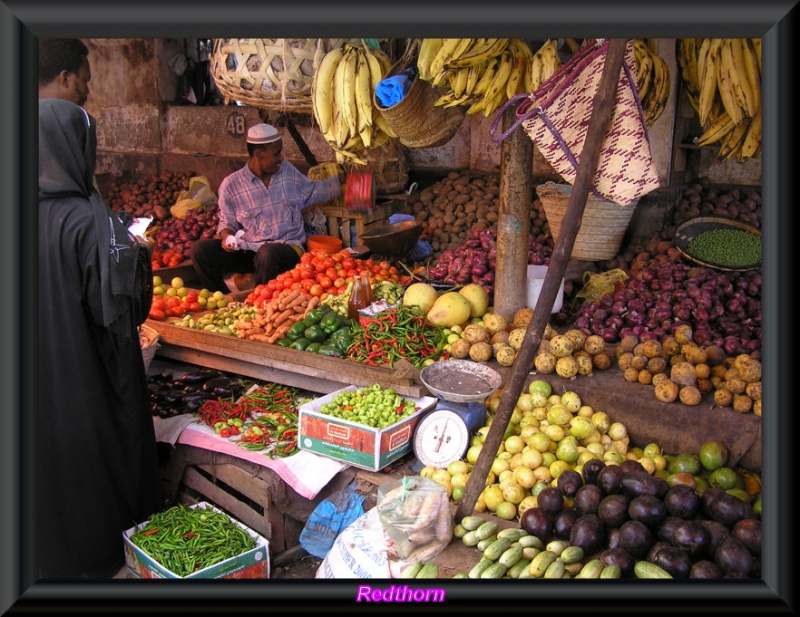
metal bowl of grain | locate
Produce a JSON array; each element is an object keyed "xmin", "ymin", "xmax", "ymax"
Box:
[{"xmin": 359, "ymin": 220, "xmax": 422, "ymax": 258}]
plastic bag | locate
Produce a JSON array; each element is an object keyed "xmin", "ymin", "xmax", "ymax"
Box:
[
  {"xmin": 171, "ymin": 175, "xmax": 218, "ymax": 218},
  {"xmin": 376, "ymin": 476, "xmax": 452, "ymax": 562},
  {"xmin": 315, "ymin": 507, "xmax": 392, "ymax": 579},
  {"xmin": 574, "ymin": 268, "xmax": 629, "ymax": 306},
  {"xmin": 299, "ymin": 481, "xmax": 365, "ymax": 559}
]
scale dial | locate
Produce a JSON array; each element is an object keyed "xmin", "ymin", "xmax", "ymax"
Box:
[{"xmin": 413, "ymin": 409, "xmax": 471, "ymax": 469}]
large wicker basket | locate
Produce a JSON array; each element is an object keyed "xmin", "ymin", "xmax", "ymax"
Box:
[
  {"xmin": 536, "ymin": 182, "xmax": 638, "ymax": 261},
  {"xmin": 211, "ymin": 38, "xmax": 384, "ymax": 113},
  {"xmin": 139, "ymin": 324, "xmax": 160, "ymax": 373}
]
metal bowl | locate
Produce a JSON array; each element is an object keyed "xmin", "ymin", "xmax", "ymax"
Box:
[
  {"xmin": 675, "ymin": 216, "xmax": 761, "ymax": 271},
  {"xmin": 359, "ymin": 220, "xmax": 422, "ymax": 257},
  {"xmin": 420, "ymin": 359, "xmax": 503, "ymax": 403}
]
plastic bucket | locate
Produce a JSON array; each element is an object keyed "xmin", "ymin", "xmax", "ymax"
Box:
[{"xmin": 307, "ymin": 235, "xmax": 343, "ymax": 255}]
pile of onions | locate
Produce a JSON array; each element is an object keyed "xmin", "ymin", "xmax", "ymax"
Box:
[
  {"xmin": 571, "ymin": 261, "xmax": 761, "ymax": 356},
  {"xmin": 151, "ymin": 204, "xmax": 219, "ymax": 266},
  {"xmin": 424, "ymin": 226, "xmax": 554, "ymax": 299}
]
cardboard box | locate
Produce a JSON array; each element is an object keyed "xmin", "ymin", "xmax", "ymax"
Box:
[
  {"xmin": 527, "ymin": 265, "xmax": 565, "ymax": 313},
  {"xmin": 298, "ymin": 386, "xmax": 437, "ymax": 471},
  {"xmin": 123, "ymin": 502, "xmax": 270, "ymax": 579}
]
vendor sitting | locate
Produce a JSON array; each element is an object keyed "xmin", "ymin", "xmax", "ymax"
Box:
[{"xmin": 191, "ymin": 123, "xmax": 343, "ymax": 293}]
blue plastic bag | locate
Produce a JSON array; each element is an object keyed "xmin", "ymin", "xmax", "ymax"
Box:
[{"xmin": 299, "ymin": 481, "xmax": 365, "ymax": 559}]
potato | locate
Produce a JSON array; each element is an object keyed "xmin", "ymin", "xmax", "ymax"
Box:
[
  {"xmin": 462, "ymin": 323, "xmax": 489, "ymax": 345},
  {"xmin": 732, "ymin": 393, "xmax": 754, "ymax": 414},
  {"xmin": 563, "ymin": 329, "xmax": 586, "ymax": 352},
  {"xmin": 513, "ymin": 307, "xmax": 534, "ymax": 329},
  {"xmin": 654, "ymin": 379, "xmax": 680, "ymax": 403},
  {"xmin": 495, "ymin": 345, "xmax": 517, "ymax": 367},
  {"xmin": 713, "ymin": 388, "xmax": 734, "ymax": 407},
  {"xmin": 670, "ymin": 361, "xmax": 698, "ymax": 387},
  {"xmin": 508, "ymin": 328, "xmax": 527, "ymax": 351},
  {"xmin": 679, "ymin": 385, "xmax": 702, "ymax": 406},
  {"xmin": 483, "ymin": 312, "xmax": 508, "ymax": 335},
  {"xmin": 451, "ymin": 338, "xmax": 472, "ymax": 359},
  {"xmin": 592, "ymin": 353, "xmax": 611, "ymax": 370},
  {"xmin": 469, "ymin": 341, "xmax": 493, "ymax": 363}
]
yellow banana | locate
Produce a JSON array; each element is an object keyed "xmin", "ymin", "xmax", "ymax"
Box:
[
  {"xmin": 312, "ymin": 47, "xmax": 343, "ymax": 136},
  {"xmin": 472, "ymin": 56, "xmax": 499, "ymax": 97},
  {"xmin": 677, "ymin": 38, "xmax": 700, "ymax": 100},
  {"xmin": 483, "ymin": 49, "xmax": 514, "ymax": 109},
  {"xmin": 450, "ymin": 66, "xmax": 470, "ymax": 98},
  {"xmin": 417, "ymin": 38, "xmax": 443, "ymax": 81},
  {"xmin": 354, "ymin": 50, "xmax": 373, "ymax": 147},
  {"xmin": 538, "ymin": 39, "xmax": 561, "ymax": 85},
  {"xmin": 737, "ymin": 106, "xmax": 761, "ymax": 162},
  {"xmin": 717, "ymin": 114, "xmax": 750, "ymax": 161},
  {"xmin": 750, "ymin": 38, "xmax": 762, "ymax": 73},
  {"xmin": 698, "ymin": 38, "xmax": 722, "ymax": 126},
  {"xmin": 365, "ymin": 48, "xmax": 385, "ymax": 92},
  {"xmin": 505, "ymin": 39, "xmax": 531, "ymax": 99},
  {"xmin": 447, "ymin": 38, "xmax": 477, "ymax": 65},
  {"xmin": 428, "ymin": 38, "xmax": 462, "ymax": 82},
  {"xmin": 447, "ymin": 38, "xmax": 509, "ymax": 69},
  {"xmin": 730, "ymin": 38, "xmax": 757, "ymax": 118},
  {"xmin": 331, "ymin": 47, "xmax": 352, "ymax": 148},
  {"xmin": 341, "ymin": 46, "xmax": 359, "ymax": 140},
  {"xmin": 373, "ymin": 108, "xmax": 398, "ymax": 139},
  {"xmin": 464, "ymin": 63, "xmax": 481, "ymax": 97},
  {"xmin": 644, "ymin": 54, "xmax": 670, "ymax": 127},
  {"xmin": 716, "ymin": 39, "xmax": 743, "ymax": 126},
  {"xmin": 633, "ymin": 39, "xmax": 654, "ymax": 103},
  {"xmin": 740, "ymin": 38, "xmax": 761, "ymax": 117},
  {"xmin": 526, "ymin": 49, "xmax": 541, "ymax": 93},
  {"xmin": 373, "ymin": 48, "xmax": 392, "ymax": 76},
  {"xmin": 694, "ymin": 108, "xmax": 735, "ymax": 146}
]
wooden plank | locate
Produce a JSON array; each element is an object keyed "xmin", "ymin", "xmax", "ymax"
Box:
[
  {"xmin": 147, "ymin": 318, "xmax": 426, "ymax": 397},
  {"xmin": 195, "ymin": 462, "xmax": 272, "ymax": 534},
  {"xmin": 182, "ymin": 466, "xmax": 272, "ymax": 541}
]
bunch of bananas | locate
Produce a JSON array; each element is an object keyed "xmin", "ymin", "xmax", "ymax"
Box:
[
  {"xmin": 632, "ymin": 39, "xmax": 671, "ymax": 127},
  {"xmin": 677, "ymin": 38, "xmax": 762, "ymax": 163},
  {"xmin": 312, "ymin": 43, "xmax": 397, "ymax": 165},
  {"xmin": 416, "ymin": 38, "xmax": 562, "ymax": 118}
]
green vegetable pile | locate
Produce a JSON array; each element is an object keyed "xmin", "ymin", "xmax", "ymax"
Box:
[
  {"xmin": 130, "ymin": 503, "xmax": 256, "ymax": 576},
  {"xmin": 687, "ymin": 228, "xmax": 761, "ymax": 268},
  {"xmin": 317, "ymin": 384, "xmax": 420, "ymax": 428}
]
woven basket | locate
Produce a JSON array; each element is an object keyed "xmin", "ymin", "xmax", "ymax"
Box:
[
  {"xmin": 364, "ymin": 138, "xmax": 409, "ymax": 194},
  {"xmin": 536, "ymin": 182, "xmax": 638, "ymax": 261},
  {"xmin": 374, "ymin": 40, "xmax": 465, "ymax": 149},
  {"xmin": 211, "ymin": 38, "xmax": 372, "ymax": 113},
  {"xmin": 139, "ymin": 324, "xmax": 160, "ymax": 373}
]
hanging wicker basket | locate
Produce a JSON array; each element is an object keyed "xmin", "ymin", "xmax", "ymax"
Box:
[
  {"xmin": 536, "ymin": 182, "xmax": 638, "ymax": 261},
  {"xmin": 374, "ymin": 40, "xmax": 466, "ymax": 149},
  {"xmin": 211, "ymin": 38, "xmax": 375, "ymax": 113},
  {"xmin": 139, "ymin": 324, "xmax": 160, "ymax": 373}
]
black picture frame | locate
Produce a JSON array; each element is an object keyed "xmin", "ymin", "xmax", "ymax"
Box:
[{"xmin": 4, "ymin": 1, "xmax": 795, "ymax": 613}]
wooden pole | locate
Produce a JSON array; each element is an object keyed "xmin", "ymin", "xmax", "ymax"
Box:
[
  {"xmin": 456, "ymin": 39, "xmax": 629, "ymax": 521},
  {"xmin": 493, "ymin": 104, "xmax": 533, "ymax": 322}
]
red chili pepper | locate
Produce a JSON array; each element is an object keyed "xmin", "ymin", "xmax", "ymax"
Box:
[{"xmin": 144, "ymin": 528, "xmax": 160, "ymax": 536}]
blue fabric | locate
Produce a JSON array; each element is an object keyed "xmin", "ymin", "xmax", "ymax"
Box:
[
  {"xmin": 409, "ymin": 239, "xmax": 434, "ymax": 261},
  {"xmin": 299, "ymin": 481, "xmax": 365, "ymax": 559},
  {"xmin": 376, "ymin": 74, "xmax": 412, "ymax": 108},
  {"xmin": 389, "ymin": 213, "xmax": 415, "ymax": 224}
]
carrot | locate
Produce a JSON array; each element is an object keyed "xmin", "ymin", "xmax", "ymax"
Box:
[
  {"xmin": 285, "ymin": 291, "xmax": 307, "ymax": 310},
  {"xmin": 278, "ymin": 289, "xmax": 301, "ymax": 310},
  {"xmin": 245, "ymin": 326, "xmax": 265, "ymax": 338},
  {"xmin": 234, "ymin": 319, "xmax": 253, "ymax": 330},
  {"xmin": 273, "ymin": 308, "xmax": 294, "ymax": 327},
  {"xmin": 250, "ymin": 334, "xmax": 272, "ymax": 344},
  {"xmin": 293, "ymin": 300, "xmax": 309, "ymax": 313},
  {"xmin": 266, "ymin": 323, "xmax": 292, "ymax": 344},
  {"xmin": 304, "ymin": 296, "xmax": 321, "ymax": 315}
]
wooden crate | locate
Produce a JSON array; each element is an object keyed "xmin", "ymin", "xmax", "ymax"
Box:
[{"xmin": 322, "ymin": 198, "xmax": 406, "ymax": 248}]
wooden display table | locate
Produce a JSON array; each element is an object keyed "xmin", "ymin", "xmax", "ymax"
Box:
[{"xmin": 322, "ymin": 198, "xmax": 405, "ymax": 247}]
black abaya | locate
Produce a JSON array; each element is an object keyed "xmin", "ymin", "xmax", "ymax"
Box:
[{"xmin": 37, "ymin": 99, "xmax": 163, "ymax": 579}]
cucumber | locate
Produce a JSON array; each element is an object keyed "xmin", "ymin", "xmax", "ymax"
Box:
[
  {"xmin": 480, "ymin": 561, "xmax": 509, "ymax": 579},
  {"xmin": 522, "ymin": 546, "xmax": 541, "ymax": 561},
  {"xmin": 600, "ymin": 564, "xmax": 622, "ymax": 579},
  {"xmin": 461, "ymin": 530, "xmax": 480, "ymax": 547},
  {"xmin": 634, "ymin": 560, "xmax": 673, "ymax": 579},
  {"xmin": 543, "ymin": 558, "xmax": 566, "ymax": 579},
  {"xmin": 559, "ymin": 545, "xmax": 585, "ymax": 565},
  {"xmin": 496, "ymin": 528, "xmax": 529, "ymax": 541},
  {"xmin": 575, "ymin": 558, "xmax": 605, "ymax": 579},
  {"xmin": 507, "ymin": 557, "xmax": 532, "ymax": 579},
  {"xmin": 460, "ymin": 516, "xmax": 485, "ymax": 531},
  {"xmin": 528, "ymin": 549, "xmax": 558, "ymax": 578},
  {"xmin": 483, "ymin": 537, "xmax": 512, "ymax": 561},
  {"xmin": 452, "ymin": 524, "xmax": 468, "ymax": 539},
  {"xmin": 564, "ymin": 561, "xmax": 584, "ymax": 577},
  {"xmin": 477, "ymin": 535, "xmax": 498, "ymax": 553},
  {"xmin": 468, "ymin": 557, "xmax": 495, "ymax": 579},
  {"xmin": 518, "ymin": 534, "xmax": 544, "ymax": 549},
  {"xmin": 398, "ymin": 561, "xmax": 424, "ymax": 579},
  {"xmin": 474, "ymin": 520, "xmax": 499, "ymax": 541},
  {"xmin": 498, "ymin": 544, "xmax": 525, "ymax": 569},
  {"xmin": 545, "ymin": 539, "xmax": 570, "ymax": 556},
  {"xmin": 452, "ymin": 572, "xmax": 469, "ymax": 579},
  {"xmin": 416, "ymin": 562, "xmax": 439, "ymax": 579}
]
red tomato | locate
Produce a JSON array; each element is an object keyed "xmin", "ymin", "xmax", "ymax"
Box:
[
  {"xmin": 333, "ymin": 277, "xmax": 346, "ymax": 288},
  {"xmin": 314, "ymin": 260, "xmax": 326, "ymax": 273},
  {"xmin": 309, "ymin": 284, "xmax": 323, "ymax": 297},
  {"xmin": 342, "ymin": 257, "xmax": 355, "ymax": 271},
  {"xmin": 171, "ymin": 304, "xmax": 186, "ymax": 317},
  {"xmin": 187, "ymin": 301, "xmax": 201, "ymax": 312},
  {"xmin": 301, "ymin": 278, "xmax": 315, "ymax": 292},
  {"xmin": 325, "ymin": 267, "xmax": 338, "ymax": 280},
  {"xmin": 185, "ymin": 290, "xmax": 199, "ymax": 302},
  {"xmin": 300, "ymin": 252, "xmax": 314, "ymax": 264},
  {"xmin": 318, "ymin": 276, "xmax": 332, "ymax": 289},
  {"xmin": 148, "ymin": 308, "xmax": 165, "ymax": 321}
]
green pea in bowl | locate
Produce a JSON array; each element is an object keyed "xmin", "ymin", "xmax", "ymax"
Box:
[{"xmin": 675, "ymin": 216, "xmax": 761, "ymax": 271}]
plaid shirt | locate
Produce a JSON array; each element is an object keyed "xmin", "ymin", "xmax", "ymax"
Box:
[{"xmin": 216, "ymin": 160, "xmax": 341, "ymax": 249}]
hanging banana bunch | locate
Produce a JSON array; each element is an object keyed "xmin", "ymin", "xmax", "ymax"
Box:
[
  {"xmin": 632, "ymin": 39, "xmax": 671, "ymax": 128},
  {"xmin": 676, "ymin": 38, "xmax": 762, "ymax": 163},
  {"xmin": 311, "ymin": 43, "xmax": 397, "ymax": 166},
  {"xmin": 418, "ymin": 38, "xmax": 562, "ymax": 119}
]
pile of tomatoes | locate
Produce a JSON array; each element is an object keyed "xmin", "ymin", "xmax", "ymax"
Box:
[{"xmin": 244, "ymin": 248, "xmax": 410, "ymax": 307}]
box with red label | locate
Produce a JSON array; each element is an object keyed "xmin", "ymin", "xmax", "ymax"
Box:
[{"xmin": 297, "ymin": 385, "xmax": 437, "ymax": 471}]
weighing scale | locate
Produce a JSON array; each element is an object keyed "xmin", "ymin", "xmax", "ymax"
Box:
[{"xmin": 412, "ymin": 360, "xmax": 503, "ymax": 470}]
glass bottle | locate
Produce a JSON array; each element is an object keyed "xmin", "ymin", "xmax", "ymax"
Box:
[{"xmin": 348, "ymin": 271, "xmax": 374, "ymax": 320}]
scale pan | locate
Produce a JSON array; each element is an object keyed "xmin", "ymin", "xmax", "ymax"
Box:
[{"xmin": 420, "ymin": 360, "xmax": 503, "ymax": 403}]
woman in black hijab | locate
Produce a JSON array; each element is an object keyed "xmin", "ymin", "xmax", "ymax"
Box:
[{"xmin": 38, "ymin": 98, "xmax": 163, "ymax": 578}]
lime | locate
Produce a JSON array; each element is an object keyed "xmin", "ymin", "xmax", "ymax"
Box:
[
  {"xmin": 495, "ymin": 500, "xmax": 518, "ymax": 521},
  {"xmin": 667, "ymin": 452, "xmax": 702, "ymax": 476},
  {"xmin": 528, "ymin": 379, "xmax": 552, "ymax": 399},
  {"xmin": 452, "ymin": 484, "xmax": 465, "ymax": 502},
  {"xmin": 708, "ymin": 466, "xmax": 740, "ymax": 490},
  {"xmin": 698, "ymin": 439, "xmax": 729, "ymax": 471}
]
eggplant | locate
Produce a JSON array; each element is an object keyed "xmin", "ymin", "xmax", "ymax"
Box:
[
  {"xmin": 180, "ymin": 368, "xmax": 219, "ymax": 384},
  {"xmin": 202, "ymin": 376, "xmax": 236, "ymax": 393}
]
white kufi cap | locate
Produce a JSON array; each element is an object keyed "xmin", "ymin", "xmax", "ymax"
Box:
[{"xmin": 246, "ymin": 123, "xmax": 281, "ymax": 144}]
